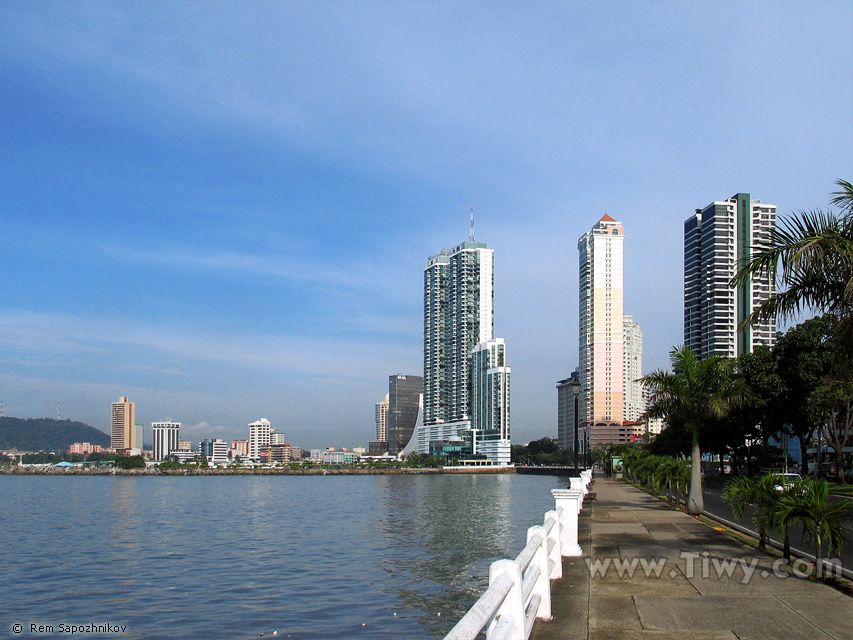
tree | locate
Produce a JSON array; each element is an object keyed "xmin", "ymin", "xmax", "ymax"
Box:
[
  {"xmin": 642, "ymin": 345, "xmax": 747, "ymax": 514},
  {"xmin": 812, "ymin": 377, "xmax": 853, "ymax": 484},
  {"xmin": 731, "ymin": 179, "xmax": 853, "ymax": 340},
  {"xmin": 777, "ymin": 477, "xmax": 853, "ymax": 578},
  {"xmin": 723, "ymin": 473, "xmax": 792, "ymax": 557}
]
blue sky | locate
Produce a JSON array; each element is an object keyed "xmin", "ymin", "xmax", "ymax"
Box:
[{"xmin": 2, "ymin": 1, "xmax": 851, "ymax": 449}]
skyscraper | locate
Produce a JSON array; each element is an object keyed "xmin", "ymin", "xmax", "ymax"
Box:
[
  {"xmin": 421, "ymin": 221, "xmax": 510, "ymax": 464},
  {"xmin": 152, "ymin": 420, "xmax": 180, "ymax": 461},
  {"xmin": 578, "ymin": 216, "xmax": 642, "ymax": 448},
  {"xmin": 684, "ymin": 193, "xmax": 776, "ymax": 359},
  {"xmin": 111, "ymin": 396, "xmax": 136, "ymax": 451},
  {"xmin": 386, "ymin": 374, "xmax": 423, "ymax": 455},
  {"xmin": 470, "ymin": 338, "xmax": 511, "ymax": 462},
  {"xmin": 375, "ymin": 393, "xmax": 389, "ymax": 443},
  {"xmin": 622, "ymin": 314, "xmax": 645, "ymax": 423}
]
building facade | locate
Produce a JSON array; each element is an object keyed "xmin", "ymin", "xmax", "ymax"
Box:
[
  {"xmin": 556, "ymin": 371, "xmax": 580, "ymax": 451},
  {"xmin": 422, "ymin": 226, "xmax": 510, "ymax": 464},
  {"xmin": 110, "ymin": 396, "xmax": 136, "ymax": 451},
  {"xmin": 622, "ymin": 314, "xmax": 645, "ymax": 423},
  {"xmin": 375, "ymin": 393, "xmax": 389, "ymax": 443},
  {"xmin": 386, "ymin": 374, "xmax": 423, "ymax": 455},
  {"xmin": 470, "ymin": 338, "xmax": 511, "ymax": 464},
  {"xmin": 248, "ymin": 418, "xmax": 272, "ymax": 460},
  {"xmin": 684, "ymin": 193, "xmax": 776, "ymax": 359},
  {"xmin": 152, "ymin": 421, "xmax": 181, "ymax": 461},
  {"xmin": 199, "ymin": 438, "xmax": 229, "ymax": 465},
  {"xmin": 578, "ymin": 216, "xmax": 626, "ymax": 448}
]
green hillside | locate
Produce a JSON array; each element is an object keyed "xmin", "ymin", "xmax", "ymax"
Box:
[{"xmin": 0, "ymin": 417, "xmax": 110, "ymax": 452}]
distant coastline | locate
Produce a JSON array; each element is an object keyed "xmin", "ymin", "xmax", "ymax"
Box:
[{"xmin": 0, "ymin": 465, "xmax": 517, "ymax": 476}]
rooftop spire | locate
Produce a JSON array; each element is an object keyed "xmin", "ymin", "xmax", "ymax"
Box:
[{"xmin": 469, "ymin": 208, "xmax": 475, "ymax": 242}]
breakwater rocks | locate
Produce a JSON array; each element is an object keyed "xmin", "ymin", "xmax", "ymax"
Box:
[{"xmin": 1, "ymin": 465, "xmax": 516, "ymax": 476}]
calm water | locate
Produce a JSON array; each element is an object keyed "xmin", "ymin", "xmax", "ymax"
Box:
[{"xmin": 1, "ymin": 473, "xmax": 572, "ymax": 639}]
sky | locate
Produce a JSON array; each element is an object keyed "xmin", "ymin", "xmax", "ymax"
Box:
[{"xmin": 1, "ymin": 1, "xmax": 851, "ymax": 449}]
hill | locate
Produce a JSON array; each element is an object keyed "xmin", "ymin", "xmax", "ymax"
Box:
[{"xmin": 0, "ymin": 417, "xmax": 110, "ymax": 452}]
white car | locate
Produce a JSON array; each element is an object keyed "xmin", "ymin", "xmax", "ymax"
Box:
[{"xmin": 774, "ymin": 473, "xmax": 801, "ymax": 491}]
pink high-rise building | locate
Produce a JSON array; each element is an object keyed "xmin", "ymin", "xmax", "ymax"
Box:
[{"xmin": 578, "ymin": 215, "xmax": 642, "ymax": 449}]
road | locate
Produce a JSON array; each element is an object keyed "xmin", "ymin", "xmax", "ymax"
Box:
[{"xmin": 700, "ymin": 476, "xmax": 853, "ymax": 573}]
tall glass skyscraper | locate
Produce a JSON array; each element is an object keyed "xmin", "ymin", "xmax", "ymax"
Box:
[
  {"xmin": 684, "ymin": 193, "xmax": 776, "ymax": 359},
  {"xmin": 422, "ymin": 229, "xmax": 510, "ymax": 464}
]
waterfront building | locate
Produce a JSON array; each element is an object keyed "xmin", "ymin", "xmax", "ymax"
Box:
[
  {"xmin": 169, "ymin": 449, "xmax": 195, "ymax": 463},
  {"xmin": 260, "ymin": 443, "xmax": 291, "ymax": 464},
  {"xmin": 271, "ymin": 429, "xmax": 287, "ymax": 446},
  {"xmin": 578, "ymin": 216, "xmax": 625, "ymax": 448},
  {"xmin": 199, "ymin": 438, "xmax": 229, "ymax": 465},
  {"xmin": 684, "ymin": 193, "xmax": 776, "ymax": 359},
  {"xmin": 556, "ymin": 371, "xmax": 579, "ymax": 451},
  {"xmin": 470, "ymin": 338, "xmax": 511, "ymax": 464},
  {"xmin": 152, "ymin": 421, "xmax": 181, "ymax": 461},
  {"xmin": 110, "ymin": 396, "xmax": 136, "ymax": 451},
  {"xmin": 248, "ymin": 418, "xmax": 272, "ymax": 460},
  {"xmin": 374, "ymin": 392, "xmax": 389, "ymax": 452},
  {"xmin": 178, "ymin": 440, "xmax": 192, "ymax": 451},
  {"xmin": 230, "ymin": 439, "xmax": 250, "ymax": 460},
  {"xmin": 68, "ymin": 442, "xmax": 108, "ymax": 455},
  {"xmin": 386, "ymin": 374, "xmax": 423, "ymax": 455},
  {"xmin": 622, "ymin": 315, "xmax": 645, "ymax": 423},
  {"xmin": 422, "ymin": 220, "xmax": 511, "ymax": 463}
]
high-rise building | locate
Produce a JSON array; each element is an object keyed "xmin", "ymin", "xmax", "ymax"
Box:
[
  {"xmin": 387, "ymin": 375, "xmax": 423, "ymax": 455},
  {"xmin": 470, "ymin": 338, "xmax": 511, "ymax": 463},
  {"xmin": 375, "ymin": 393, "xmax": 389, "ymax": 442},
  {"xmin": 199, "ymin": 438, "xmax": 229, "ymax": 465},
  {"xmin": 684, "ymin": 193, "xmax": 776, "ymax": 359},
  {"xmin": 248, "ymin": 418, "xmax": 272, "ymax": 460},
  {"xmin": 556, "ymin": 371, "xmax": 580, "ymax": 451},
  {"xmin": 578, "ymin": 216, "xmax": 642, "ymax": 448},
  {"xmin": 152, "ymin": 421, "xmax": 180, "ymax": 461},
  {"xmin": 421, "ymin": 222, "xmax": 510, "ymax": 463},
  {"xmin": 111, "ymin": 396, "xmax": 136, "ymax": 451},
  {"xmin": 622, "ymin": 314, "xmax": 645, "ymax": 423}
]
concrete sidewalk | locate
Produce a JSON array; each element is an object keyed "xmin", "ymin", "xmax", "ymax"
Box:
[{"xmin": 531, "ymin": 478, "xmax": 853, "ymax": 640}]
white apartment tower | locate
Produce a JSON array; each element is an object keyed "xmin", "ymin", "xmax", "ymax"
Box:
[
  {"xmin": 578, "ymin": 216, "xmax": 643, "ymax": 447},
  {"xmin": 622, "ymin": 315, "xmax": 645, "ymax": 423},
  {"xmin": 375, "ymin": 393, "xmax": 389, "ymax": 442},
  {"xmin": 248, "ymin": 418, "xmax": 272, "ymax": 460},
  {"xmin": 684, "ymin": 193, "xmax": 776, "ymax": 359},
  {"xmin": 422, "ymin": 219, "xmax": 510, "ymax": 463},
  {"xmin": 152, "ymin": 421, "xmax": 181, "ymax": 461}
]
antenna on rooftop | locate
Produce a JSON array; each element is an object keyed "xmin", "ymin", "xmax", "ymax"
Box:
[{"xmin": 469, "ymin": 208, "xmax": 475, "ymax": 242}]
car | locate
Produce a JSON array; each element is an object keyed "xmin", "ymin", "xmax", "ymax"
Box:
[{"xmin": 774, "ymin": 472, "xmax": 801, "ymax": 491}]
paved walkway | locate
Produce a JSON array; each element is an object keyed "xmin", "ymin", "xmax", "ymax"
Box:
[{"xmin": 531, "ymin": 478, "xmax": 853, "ymax": 640}]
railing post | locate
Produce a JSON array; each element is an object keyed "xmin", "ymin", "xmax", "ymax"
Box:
[
  {"xmin": 544, "ymin": 510, "xmax": 562, "ymax": 579},
  {"xmin": 551, "ymin": 489, "xmax": 582, "ymax": 556},
  {"xmin": 569, "ymin": 477, "xmax": 585, "ymax": 505},
  {"xmin": 487, "ymin": 559, "xmax": 524, "ymax": 639},
  {"xmin": 527, "ymin": 525, "xmax": 552, "ymax": 619}
]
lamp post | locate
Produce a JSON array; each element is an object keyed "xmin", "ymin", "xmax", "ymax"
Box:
[{"xmin": 571, "ymin": 378, "xmax": 581, "ymax": 472}]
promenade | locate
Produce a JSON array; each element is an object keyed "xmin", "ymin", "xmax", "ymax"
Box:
[{"xmin": 531, "ymin": 478, "xmax": 853, "ymax": 640}]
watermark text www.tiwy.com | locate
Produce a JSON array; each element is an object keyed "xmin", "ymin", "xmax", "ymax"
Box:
[
  {"xmin": 11, "ymin": 623, "xmax": 127, "ymax": 635},
  {"xmin": 585, "ymin": 551, "xmax": 843, "ymax": 584}
]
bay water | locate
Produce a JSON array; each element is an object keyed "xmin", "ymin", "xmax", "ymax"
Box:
[{"xmin": 2, "ymin": 473, "xmax": 572, "ymax": 639}]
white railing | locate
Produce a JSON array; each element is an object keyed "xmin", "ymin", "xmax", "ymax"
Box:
[{"xmin": 443, "ymin": 472, "xmax": 592, "ymax": 640}]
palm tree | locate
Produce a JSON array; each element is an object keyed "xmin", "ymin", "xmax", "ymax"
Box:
[
  {"xmin": 731, "ymin": 178, "xmax": 853, "ymax": 348},
  {"xmin": 723, "ymin": 473, "xmax": 791, "ymax": 557},
  {"xmin": 642, "ymin": 346, "xmax": 747, "ymax": 515},
  {"xmin": 777, "ymin": 477, "xmax": 853, "ymax": 578}
]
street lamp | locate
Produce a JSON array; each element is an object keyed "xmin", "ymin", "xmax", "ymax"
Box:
[{"xmin": 571, "ymin": 377, "xmax": 581, "ymax": 472}]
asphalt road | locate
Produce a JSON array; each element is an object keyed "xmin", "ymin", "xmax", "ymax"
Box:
[{"xmin": 700, "ymin": 476, "xmax": 853, "ymax": 573}]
